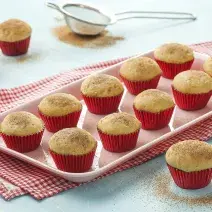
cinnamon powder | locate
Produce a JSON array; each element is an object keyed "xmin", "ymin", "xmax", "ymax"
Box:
[
  {"xmin": 16, "ymin": 53, "xmax": 40, "ymax": 63},
  {"xmin": 52, "ymin": 25, "xmax": 124, "ymax": 48},
  {"xmin": 153, "ymin": 173, "xmax": 212, "ymax": 206}
]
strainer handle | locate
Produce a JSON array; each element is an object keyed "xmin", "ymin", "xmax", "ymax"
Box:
[
  {"xmin": 46, "ymin": 2, "xmax": 61, "ymax": 12},
  {"xmin": 115, "ymin": 11, "xmax": 197, "ymax": 21}
]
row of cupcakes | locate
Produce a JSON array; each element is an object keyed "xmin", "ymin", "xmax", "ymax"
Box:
[
  {"xmin": 0, "ymin": 110, "xmax": 141, "ymax": 172},
  {"xmin": 0, "ymin": 68, "xmax": 211, "ymax": 153},
  {"xmin": 0, "ymin": 111, "xmax": 97, "ymax": 172}
]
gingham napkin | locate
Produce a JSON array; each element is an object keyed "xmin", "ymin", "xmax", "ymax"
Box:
[{"xmin": 0, "ymin": 42, "xmax": 211, "ymax": 201}]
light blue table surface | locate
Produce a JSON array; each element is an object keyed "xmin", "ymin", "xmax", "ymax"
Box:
[{"xmin": 0, "ymin": 0, "xmax": 212, "ymax": 211}]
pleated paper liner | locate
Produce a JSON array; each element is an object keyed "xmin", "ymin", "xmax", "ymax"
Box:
[
  {"xmin": 167, "ymin": 164, "xmax": 212, "ymax": 189},
  {"xmin": 49, "ymin": 147, "xmax": 97, "ymax": 173},
  {"xmin": 97, "ymin": 129, "xmax": 140, "ymax": 153},
  {"xmin": 120, "ymin": 75, "xmax": 161, "ymax": 95},
  {"xmin": 0, "ymin": 36, "xmax": 31, "ymax": 56},
  {"xmin": 172, "ymin": 86, "xmax": 212, "ymax": 111},
  {"xmin": 133, "ymin": 106, "xmax": 175, "ymax": 130},
  {"xmin": 38, "ymin": 110, "xmax": 81, "ymax": 133},
  {"xmin": 155, "ymin": 59, "xmax": 194, "ymax": 79},
  {"xmin": 82, "ymin": 92, "xmax": 123, "ymax": 115},
  {"xmin": 1, "ymin": 129, "xmax": 44, "ymax": 153}
]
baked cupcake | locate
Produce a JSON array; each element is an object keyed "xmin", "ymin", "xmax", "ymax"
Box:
[
  {"xmin": 203, "ymin": 57, "xmax": 212, "ymax": 77},
  {"xmin": 119, "ymin": 57, "xmax": 162, "ymax": 95},
  {"xmin": 49, "ymin": 128, "xmax": 97, "ymax": 172},
  {"xmin": 97, "ymin": 112, "xmax": 140, "ymax": 152},
  {"xmin": 0, "ymin": 19, "xmax": 31, "ymax": 56},
  {"xmin": 154, "ymin": 43, "xmax": 194, "ymax": 79},
  {"xmin": 166, "ymin": 140, "xmax": 212, "ymax": 189},
  {"xmin": 81, "ymin": 74, "xmax": 124, "ymax": 114},
  {"xmin": 0, "ymin": 111, "xmax": 44, "ymax": 153},
  {"xmin": 133, "ymin": 89, "xmax": 175, "ymax": 130},
  {"xmin": 38, "ymin": 93, "xmax": 82, "ymax": 133},
  {"xmin": 172, "ymin": 70, "xmax": 212, "ymax": 110}
]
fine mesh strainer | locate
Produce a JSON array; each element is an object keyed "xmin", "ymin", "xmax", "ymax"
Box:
[{"xmin": 47, "ymin": 2, "xmax": 197, "ymax": 36}]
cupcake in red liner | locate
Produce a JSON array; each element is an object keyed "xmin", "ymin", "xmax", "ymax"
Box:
[
  {"xmin": 133, "ymin": 89, "xmax": 175, "ymax": 130},
  {"xmin": 120, "ymin": 74, "xmax": 161, "ymax": 95},
  {"xmin": 50, "ymin": 148, "xmax": 96, "ymax": 173},
  {"xmin": 167, "ymin": 164, "xmax": 212, "ymax": 189},
  {"xmin": 172, "ymin": 86, "xmax": 212, "ymax": 111},
  {"xmin": 166, "ymin": 140, "xmax": 212, "ymax": 189},
  {"xmin": 0, "ymin": 111, "xmax": 44, "ymax": 153},
  {"xmin": 49, "ymin": 128, "xmax": 97, "ymax": 173},
  {"xmin": 38, "ymin": 93, "xmax": 82, "ymax": 132},
  {"xmin": 2, "ymin": 130, "xmax": 44, "ymax": 153},
  {"xmin": 82, "ymin": 93, "xmax": 123, "ymax": 114},
  {"xmin": 97, "ymin": 112, "xmax": 140, "ymax": 152},
  {"xmin": 98, "ymin": 129, "xmax": 140, "ymax": 153},
  {"xmin": 0, "ymin": 37, "xmax": 31, "ymax": 56},
  {"xmin": 38, "ymin": 110, "xmax": 81, "ymax": 133},
  {"xmin": 0, "ymin": 19, "xmax": 31, "ymax": 56},
  {"xmin": 155, "ymin": 59, "xmax": 194, "ymax": 79},
  {"xmin": 154, "ymin": 43, "xmax": 194, "ymax": 79},
  {"xmin": 119, "ymin": 57, "xmax": 162, "ymax": 95},
  {"xmin": 203, "ymin": 57, "xmax": 212, "ymax": 77},
  {"xmin": 133, "ymin": 106, "xmax": 174, "ymax": 130},
  {"xmin": 172, "ymin": 70, "xmax": 212, "ymax": 111},
  {"xmin": 81, "ymin": 74, "xmax": 124, "ymax": 114}
]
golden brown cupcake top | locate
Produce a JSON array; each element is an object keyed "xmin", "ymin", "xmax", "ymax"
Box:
[
  {"xmin": 81, "ymin": 74, "xmax": 124, "ymax": 97},
  {"xmin": 120, "ymin": 57, "xmax": 162, "ymax": 81},
  {"xmin": 0, "ymin": 111, "xmax": 44, "ymax": 136},
  {"xmin": 166, "ymin": 140, "xmax": 212, "ymax": 172},
  {"xmin": 134, "ymin": 89, "xmax": 174, "ymax": 113},
  {"xmin": 97, "ymin": 112, "xmax": 140, "ymax": 135},
  {"xmin": 0, "ymin": 19, "xmax": 32, "ymax": 42},
  {"xmin": 154, "ymin": 43, "xmax": 194, "ymax": 64},
  {"xmin": 173, "ymin": 70, "xmax": 212, "ymax": 94},
  {"xmin": 49, "ymin": 128, "xmax": 97, "ymax": 155},
  {"xmin": 203, "ymin": 57, "xmax": 212, "ymax": 77},
  {"xmin": 38, "ymin": 93, "xmax": 82, "ymax": 117}
]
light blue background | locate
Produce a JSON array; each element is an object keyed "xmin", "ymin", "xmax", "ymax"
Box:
[{"xmin": 0, "ymin": 0, "xmax": 212, "ymax": 211}]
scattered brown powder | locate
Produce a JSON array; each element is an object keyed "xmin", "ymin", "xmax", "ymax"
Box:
[
  {"xmin": 52, "ymin": 25, "xmax": 124, "ymax": 48},
  {"xmin": 153, "ymin": 173, "xmax": 212, "ymax": 206},
  {"xmin": 16, "ymin": 53, "xmax": 40, "ymax": 63}
]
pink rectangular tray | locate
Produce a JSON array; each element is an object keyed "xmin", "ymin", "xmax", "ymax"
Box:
[{"xmin": 0, "ymin": 50, "xmax": 211, "ymax": 183}]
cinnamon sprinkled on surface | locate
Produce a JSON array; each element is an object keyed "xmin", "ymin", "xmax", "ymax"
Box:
[
  {"xmin": 52, "ymin": 25, "xmax": 124, "ymax": 48},
  {"xmin": 16, "ymin": 53, "xmax": 40, "ymax": 63},
  {"xmin": 153, "ymin": 173, "xmax": 212, "ymax": 206}
]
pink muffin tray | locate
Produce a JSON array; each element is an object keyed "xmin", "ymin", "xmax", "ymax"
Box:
[{"xmin": 0, "ymin": 50, "xmax": 211, "ymax": 183}]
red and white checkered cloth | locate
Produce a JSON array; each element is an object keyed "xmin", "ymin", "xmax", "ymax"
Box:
[{"xmin": 0, "ymin": 41, "xmax": 212, "ymax": 201}]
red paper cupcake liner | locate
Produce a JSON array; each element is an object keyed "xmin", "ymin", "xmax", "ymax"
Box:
[
  {"xmin": 133, "ymin": 106, "xmax": 174, "ymax": 130},
  {"xmin": 0, "ymin": 36, "xmax": 31, "ymax": 56},
  {"xmin": 167, "ymin": 164, "xmax": 212, "ymax": 189},
  {"xmin": 82, "ymin": 93, "xmax": 123, "ymax": 115},
  {"xmin": 120, "ymin": 75, "xmax": 161, "ymax": 95},
  {"xmin": 49, "ymin": 147, "xmax": 96, "ymax": 173},
  {"xmin": 172, "ymin": 86, "xmax": 212, "ymax": 111},
  {"xmin": 38, "ymin": 110, "xmax": 81, "ymax": 133},
  {"xmin": 1, "ymin": 129, "xmax": 44, "ymax": 153},
  {"xmin": 155, "ymin": 59, "xmax": 194, "ymax": 79},
  {"xmin": 97, "ymin": 129, "xmax": 140, "ymax": 153}
]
